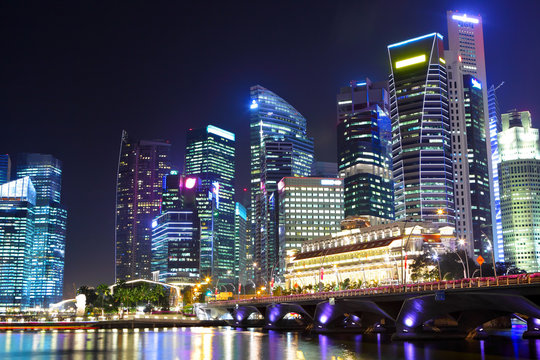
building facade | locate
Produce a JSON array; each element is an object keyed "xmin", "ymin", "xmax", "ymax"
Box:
[
  {"xmin": 116, "ymin": 131, "xmax": 171, "ymax": 281},
  {"xmin": 234, "ymin": 202, "xmax": 248, "ymax": 289},
  {"xmin": 498, "ymin": 110, "xmax": 540, "ymax": 272},
  {"xmin": 387, "ymin": 33, "xmax": 455, "ymax": 226},
  {"xmin": 285, "ymin": 222, "xmax": 455, "ymax": 290},
  {"xmin": 184, "ymin": 125, "xmax": 235, "ymax": 282},
  {"xmin": 15, "ymin": 153, "xmax": 67, "ymax": 308},
  {"xmin": 249, "ymin": 85, "xmax": 314, "ymax": 285},
  {"xmin": 0, "ymin": 177, "xmax": 36, "ymax": 312},
  {"xmin": 277, "ymin": 177, "xmax": 344, "ymax": 275},
  {"xmin": 336, "ymin": 79, "xmax": 393, "ymax": 224},
  {"xmin": 0, "ymin": 155, "xmax": 10, "ymax": 185}
]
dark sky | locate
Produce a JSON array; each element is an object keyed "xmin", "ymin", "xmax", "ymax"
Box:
[{"xmin": 1, "ymin": 0, "xmax": 539, "ymax": 298}]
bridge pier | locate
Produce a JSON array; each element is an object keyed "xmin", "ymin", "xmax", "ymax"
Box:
[
  {"xmin": 523, "ymin": 318, "xmax": 540, "ymax": 338},
  {"xmin": 264, "ymin": 303, "xmax": 312, "ymax": 330}
]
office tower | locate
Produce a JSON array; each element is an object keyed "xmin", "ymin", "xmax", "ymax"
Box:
[
  {"xmin": 488, "ymin": 83, "xmax": 505, "ymax": 261},
  {"xmin": 15, "ymin": 153, "xmax": 67, "ymax": 308},
  {"xmin": 0, "ymin": 177, "xmax": 36, "ymax": 311},
  {"xmin": 185, "ymin": 125, "xmax": 235, "ymax": 282},
  {"xmin": 249, "ymin": 85, "xmax": 314, "ymax": 285},
  {"xmin": 0, "ymin": 155, "xmax": 11, "ymax": 184},
  {"xmin": 116, "ymin": 131, "xmax": 171, "ymax": 281},
  {"xmin": 151, "ymin": 172, "xmax": 200, "ymax": 283},
  {"xmin": 387, "ymin": 33, "xmax": 455, "ymax": 226},
  {"xmin": 336, "ymin": 79, "xmax": 394, "ymax": 224},
  {"xmin": 447, "ymin": 11, "xmax": 496, "ymax": 256},
  {"xmin": 498, "ymin": 110, "xmax": 540, "ymax": 272},
  {"xmin": 277, "ymin": 177, "xmax": 344, "ymax": 273},
  {"xmin": 234, "ymin": 202, "xmax": 247, "ymax": 289},
  {"xmin": 445, "ymin": 52, "xmax": 491, "ymax": 258},
  {"xmin": 312, "ymin": 161, "xmax": 339, "ymax": 178}
]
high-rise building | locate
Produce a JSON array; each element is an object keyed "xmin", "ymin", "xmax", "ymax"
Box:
[
  {"xmin": 447, "ymin": 11, "xmax": 495, "ymax": 257},
  {"xmin": 234, "ymin": 202, "xmax": 247, "ymax": 288},
  {"xmin": 116, "ymin": 131, "xmax": 171, "ymax": 281},
  {"xmin": 277, "ymin": 177, "xmax": 344, "ymax": 274},
  {"xmin": 488, "ymin": 83, "xmax": 505, "ymax": 261},
  {"xmin": 151, "ymin": 172, "xmax": 200, "ymax": 284},
  {"xmin": 0, "ymin": 155, "xmax": 11, "ymax": 185},
  {"xmin": 312, "ymin": 161, "xmax": 339, "ymax": 178},
  {"xmin": 185, "ymin": 125, "xmax": 235, "ymax": 282},
  {"xmin": 445, "ymin": 51, "xmax": 491, "ymax": 258},
  {"xmin": 249, "ymin": 85, "xmax": 314, "ymax": 285},
  {"xmin": 0, "ymin": 177, "xmax": 36, "ymax": 311},
  {"xmin": 15, "ymin": 153, "xmax": 67, "ymax": 308},
  {"xmin": 387, "ymin": 33, "xmax": 455, "ymax": 226},
  {"xmin": 336, "ymin": 79, "xmax": 393, "ymax": 224},
  {"xmin": 498, "ymin": 110, "xmax": 540, "ymax": 272}
]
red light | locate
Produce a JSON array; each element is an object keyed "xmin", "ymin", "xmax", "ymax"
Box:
[{"xmin": 243, "ymin": 188, "xmax": 247, "ymax": 192}]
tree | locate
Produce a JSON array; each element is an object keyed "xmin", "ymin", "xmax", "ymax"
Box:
[
  {"xmin": 96, "ymin": 284, "xmax": 110, "ymax": 310},
  {"xmin": 410, "ymin": 253, "xmax": 438, "ymax": 282}
]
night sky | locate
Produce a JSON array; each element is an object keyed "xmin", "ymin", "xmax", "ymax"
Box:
[{"xmin": 1, "ymin": 1, "xmax": 539, "ymax": 298}]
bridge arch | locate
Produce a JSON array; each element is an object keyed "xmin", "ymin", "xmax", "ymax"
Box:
[
  {"xmin": 394, "ymin": 292, "xmax": 540, "ymax": 339},
  {"xmin": 265, "ymin": 303, "xmax": 312, "ymax": 330}
]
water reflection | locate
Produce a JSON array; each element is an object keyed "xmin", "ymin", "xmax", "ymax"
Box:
[{"xmin": 0, "ymin": 327, "xmax": 538, "ymax": 359}]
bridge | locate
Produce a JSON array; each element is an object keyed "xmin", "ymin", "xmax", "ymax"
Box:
[{"xmin": 205, "ymin": 274, "xmax": 540, "ymax": 340}]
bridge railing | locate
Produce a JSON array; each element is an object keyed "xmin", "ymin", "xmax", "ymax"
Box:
[{"xmin": 209, "ymin": 273, "xmax": 540, "ymax": 306}]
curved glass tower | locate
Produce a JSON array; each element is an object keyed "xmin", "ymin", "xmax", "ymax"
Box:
[{"xmin": 249, "ymin": 85, "xmax": 314, "ymax": 284}]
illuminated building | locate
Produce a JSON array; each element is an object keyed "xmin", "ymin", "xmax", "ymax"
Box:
[
  {"xmin": 387, "ymin": 33, "xmax": 455, "ymax": 226},
  {"xmin": 498, "ymin": 110, "xmax": 540, "ymax": 272},
  {"xmin": 151, "ymin": 172, "xmax": 200, "ymax": 283},
  {"xmin": 0, "ymin": 154, "xmax": 10, "ymax": 185},
  {"xmin": 185, "ymin": 125, "xmax": 235, "ymax": 281},
  {"xmin": 488, "ymin": 83, "xmax": 504, "ymax": 261},
  {"xmin": 336, "ymin": 79, "xmax": 393, "ymax": 224},
  {"xmin": 249, "ymin": 85, "xmax": 314, "ymax": 285},
  {"xmin": 277, "ymin": 177, "xmax": 344, "ymax": 274},
  {"xmin": 116, "ymin": 131, "xmax": 171, "ymax": 281},
  {"xmin": 312, "ymin": 161, "xmax": 338, "ymax": 178},
  {"xmin": 0, "ymin": 177, "xmax": 36, "ymax": 311},
  {"xmin": 445, "ymin": 52, "xmax": 491, "ymax": 258},
  {"xmin": 447, "ymin": 11, "xmax": 496, "ymax": 258},
  {"xmin": 234, "ymin": 202, "xmax": 247, "ymax": 288},
  {"xmin": 15, "ymin": 153, "xmax": 67, "ymax": 308},
  {"xmin": 285, "ymin": 222, "xmax": 455, "ymax": 289}
]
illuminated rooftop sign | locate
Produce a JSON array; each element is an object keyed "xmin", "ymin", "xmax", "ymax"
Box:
[
  {"xmin": 320, "ymin": 179, "xmax": 342, "ymax": 186},
  {"xmin": 185, "ymin": 177, "xmax": 197, "ymax": 189},
  {"xmin": 250, "ymin": 100, "xmax": 258, "ymax": 109},
  {"xmin": 388, "ymin": 33, "xmax": 443, "ymax": 49},
  {"xmin": 337, "ymin": 100, "xmax": 352, "ymax": 105},
  {"xmin": 471, "ymin": 77, "xmax": 482, "ymax": 90},
  {"xmin": 207, "ymin": 125, "xmax": 235, "ymax": 141},
  {"xmin": 395, "ymin": 54, "xmax": 426, "ymax": 69},
  {"xmin": 452, "ymin": 14, "xmax": 479, "ymax": 24}
]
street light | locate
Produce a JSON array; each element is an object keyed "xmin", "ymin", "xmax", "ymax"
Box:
[
  {"xmin": 480, "ymin": 228, "xmax": 498, "ymax": 283},
  {"xmin": 432, "ymin": 252, "xmax": 442, "ymax": 281},
  {"xmin": 458, "ymin": 239, "xmax": 470, "ymax": 278}
]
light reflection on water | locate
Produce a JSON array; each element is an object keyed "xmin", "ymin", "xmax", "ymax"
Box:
[{"xmin": 0, "ymin": 327, "xmax": 538, "ymax": 359}]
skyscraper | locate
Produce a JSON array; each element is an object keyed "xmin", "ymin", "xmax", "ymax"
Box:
[
  {"xmin": 151, "ymin": 171, "xmax": 200, "ymax": 283},
  {"xmin": 387, "ymin": 33, "xmax": 455, "ymax": 226},
  {"xmin": 249, "ymin": 85, "xmax": 314, "ymax": 285},
  {"xmin": 234, "ymin": 202, "xmax": 247, "ymax": 289},
  {"xmin": 445, "ymin": 50, "xmax": 491, "ymax": 258},
  {"xmin": 277, "ymin": 177, "xmax": 344, "ymax": 273},
  {"xmin": 15, "ymin": 153, "xmax": 67, "ymax": 308},
  {"xmin": 488, "ymin": 83, "xmax": 505, "ymax": 261},
  {"xmin": 447, "ymin": 11, "xmax": 495, "ymax": 257},
  {"xmin": 185, "ymin": 125, "xmax": 235, "ymax": 282},
  {"xmin": 116, "ymin": 131, "xmax": 171, "ymax": 281},
  {"xmin": 0, "ymin": 177, "xmax": 36, "ymax": 311},
  {"xmin": 498, "ymin": 110, "xmax": 540, "ymax": 272},
  {"xmin": 336, "ymin": 79, "xmax": 393, "ymax": 224},
  {"xmin": 0, "ymin": 155, "xmax": 11, "ymax": 185}
]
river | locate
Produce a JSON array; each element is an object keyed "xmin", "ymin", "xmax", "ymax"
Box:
[{"xmin": 0, "ymin": 326, "xmax": 539, "ymax": 359}]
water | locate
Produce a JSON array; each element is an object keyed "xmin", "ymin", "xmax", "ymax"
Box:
[{"xmin": 0, "ymin": 327, "xmax": 539, "ymax": 359}]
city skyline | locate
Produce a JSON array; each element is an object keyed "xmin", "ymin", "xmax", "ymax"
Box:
[{"xmin": 1, "ymin": 1, "xmax": 539, "ymax": 296}]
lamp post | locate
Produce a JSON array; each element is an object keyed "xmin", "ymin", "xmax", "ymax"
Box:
[
  {"xmin": 458, "ymin": 239, "xmax": 470, "ymax": 278},
  {"xmin": 480, "ymin": 228, "xmax": 498, "ymax": 283},
  {"xmin": 432, "ymin": 252, "xmax": 442, "ymax": 281}
]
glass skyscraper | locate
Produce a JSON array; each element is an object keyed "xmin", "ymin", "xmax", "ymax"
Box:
[
  {"xmin": 498, "ymin": 110, "xmax": 540, "ymax": 272},
  {"xmin": 249, "ymin": 85, "xmax": 314, "ymax": 285},
  {"xmin": 116, "ymin": 131, "xmax": 171, "ymax": 281},
  {"xmin": 0, "ymin": 154, "xmax": 11, "ymax": 185},
  {"xmin": 387, "ymin": 33, "xmax": 455, "ymax": 227},
  {"xmin": 336, "ymin": 79, "xmax": 393, "ymax": 224},
  {"xmin": 185, "ymin": 125, "xmax": 235, "ymax": 282},
  {"xmin": 15, "ymin": 153, "xmax": 67, "ymax": 308},
  {"xmin": 234, "ymin": 202, "xmax": 247, "ymax": 288},
  {"xmin": 0, "ymin": 177, "xmax": 36, "ymax": 312}
]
